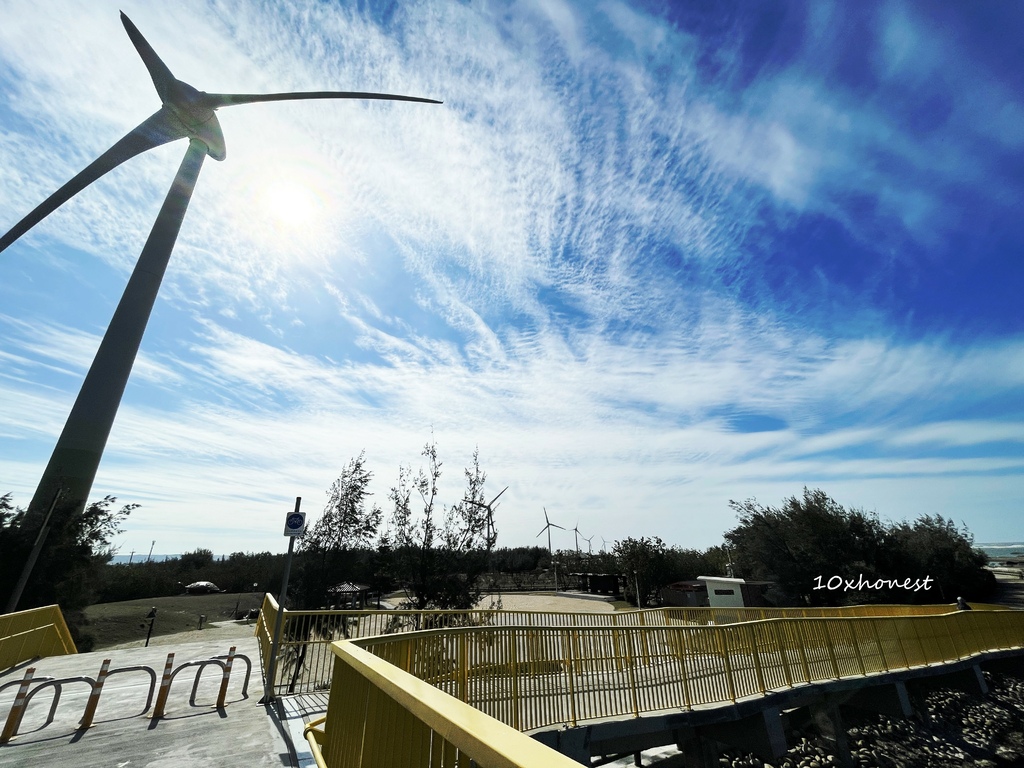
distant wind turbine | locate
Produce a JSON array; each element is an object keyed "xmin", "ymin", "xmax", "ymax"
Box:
[
  {"xmin": 572, "ymin": 519, "xmax": 584, "ymax": 555},
  {"xmin": 464, "ymin": 485, "xmax": 508, "ymax": 609},
  {"xmin": 463, "ymin": 485, "xmax": 507, "ymax": 551},
  {"xmin": 537, "ymin": 507, "xmax": 564, "ymax": 592},
  {"xmin": 583, "ymin": 535, "xmax": 594, "ymax": 556},
  {"xmin": 0, "ymin": 13, "xmax": 441, "ymax": 537}
]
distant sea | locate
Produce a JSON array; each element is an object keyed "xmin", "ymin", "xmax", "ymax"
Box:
[
  {"xmin": 977, "ymin": 542, "xmax": 1024, "ymax": 561},
  {"xmin": 108, "ymin": 554, "xmax": 182, "ymax": 564}
]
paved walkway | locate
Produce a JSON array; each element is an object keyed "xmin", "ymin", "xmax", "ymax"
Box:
[{"xmin": 0, "ymin": 622, "xmax": 300, "ymax": 768}]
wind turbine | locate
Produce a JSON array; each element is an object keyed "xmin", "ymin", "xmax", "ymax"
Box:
[
  {"xmin": 583, "ymin": 535, "xmax": 594, "ymax": 556},
  {"xmin": 463, "ymin": 485, "xmax": 507, "ymax": 551},
  {"xmin": 463, "ymin": 485, "xmax": 507, "ymax": 609},
  {"xmin": 537, "ymin": 507, "xmax": 564, "ymax": 592},
  {"xmin": 0, "ymin": 13, "xmax": 441, "ymax": 538},
  {"xmin": 572, "ymin": 519, "xmax": 584, "ymax": 555}
]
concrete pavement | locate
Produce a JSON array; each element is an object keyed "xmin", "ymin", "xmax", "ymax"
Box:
[{"xmin": 0, "ymin": 622, "xmax": 307, "ymax": 768}]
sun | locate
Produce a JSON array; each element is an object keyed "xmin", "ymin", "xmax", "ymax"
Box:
[{"xmin": 259, "ymin": 178, "xmax": 324, "ymax": 230}]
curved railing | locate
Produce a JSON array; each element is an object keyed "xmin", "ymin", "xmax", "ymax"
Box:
[
  {"xmin": 254, "ymin": 595, "xmax": 1001, "ymax": 695},
  {"xmin": 351, "ymin": 610, "xmax": 1024, "ymax": 731},
  {"xmin": 301, "ymin": 606, "xmax": 1024, "ymax": 767}
]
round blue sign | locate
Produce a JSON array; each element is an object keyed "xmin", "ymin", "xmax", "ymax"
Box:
[{"xmin": 286, "ymin": 513, "xmax": 304, "ymax": 530}]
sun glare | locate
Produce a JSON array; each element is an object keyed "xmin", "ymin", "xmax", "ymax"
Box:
[
  {"xmin": 260, "ymin": 179, "xmax": 323, "ymax": 229},
  {"xmin": 230, "ymin": 149, "xmax": 348, "ymax": 259}
]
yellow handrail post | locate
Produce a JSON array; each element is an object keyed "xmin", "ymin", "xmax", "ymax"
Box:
[
  {"xmin": 715, "ymin": 628, "xmax": 738, "ymax": 703},
  {"xmin": 944, "ymin": 615, "xmax": 963, "ymax": 661},
  {"xmin": 561, "ymin": 630, "xmax": 578, "ymax": 727},
  {"xmin": 625, "ymin": 629, "xmax": 640, "ymax": 717},
  {"xmin": 672, "ymin": 628, "xmax": 693, "ymax": 710},
  {"xmin": 508, "ymin": 629, "xmax": 521, "ymax": 731},
  {"xmin": 821, "ymin": 622, "xmax": 841, "ymax": 679},
  {"xmin": 749, "ymin": 624, "xmax": 767, "ymax": 695},
  {"xmin": 848, "ymin": 622, "xmax": 866, "ymax": 677},
  {"xmin": 869, "ymin": 618, "xmax": 890, "ymax": 672},
  {"xmin": 892, "ymin": 618, "xmax": 911, "ymax": 669},
  {"xmin": 770, "ymin": 621, "xmax": 793, "ymax": 688},
  {"xmin": 458, "ymin": 633, "xmax": 469, "ymax": 703},
  {"xmin": 793, "ymin": 620, "xmax": 813, "ymax": 683}
]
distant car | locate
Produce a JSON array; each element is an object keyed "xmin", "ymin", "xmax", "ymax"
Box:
[{"xmin": 185, "ymin": 581, "xmax": 223, "ymax": 594}]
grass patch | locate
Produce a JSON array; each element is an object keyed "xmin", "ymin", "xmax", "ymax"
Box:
[{"xmin": 81, "ymin": 592, "xmax": 264, "ymax": 650}]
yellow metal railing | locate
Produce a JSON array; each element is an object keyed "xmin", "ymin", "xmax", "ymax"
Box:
[
  {"xmin": 0, "ymin": 605, "xmax": 76, "ymax": 669},
  {"xmin": 304, "ymin": 607, "xmax": 1023, "ymax": 767},
  {"xmin": 349, "ymin": 610, "xmax": 1024, "ymax": 732},
  {"xmin": 255, "ymin": 595, "xmax": 992, "ymax": 695},
  {"xmin": 254, "ymin": 593, "xmax": 278, "ymax": 681},
  {"xmin": 308, "ymin": 639, "xmax": 581, "ymax": 768}
]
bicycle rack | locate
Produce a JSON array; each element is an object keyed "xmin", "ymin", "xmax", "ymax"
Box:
[{"xmin": 1, "ymin": 648, "xmax": 253, "ymax": 742}]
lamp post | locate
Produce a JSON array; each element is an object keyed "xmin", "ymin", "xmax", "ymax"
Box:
[{"xmin": 633, "ymin": 569, "xmax": 641, "ymax": 608}]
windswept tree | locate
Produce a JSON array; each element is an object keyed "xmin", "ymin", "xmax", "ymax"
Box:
[
  {"xmin": 385, "ymin": 442, "xmax": 493, "ymax": 610},
  {"xmin": 879, "ymin": 515, "xmax": 994, "ymax": 602},
  {"xmin": 725, "ymin": 488, "xmax": 886, "ymax": 606},
  {"xmin": 1, "ymin": 492, "xmax": 136, "ymax": 649},
  {"xmin": 726, "ymin": 488, "xmax": 993, "ymax": 606},
  {"xmin": 297, "ymin": 452, "xmax": 383, "ymax": 608}
]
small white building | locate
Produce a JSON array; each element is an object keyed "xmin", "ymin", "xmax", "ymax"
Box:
[{"xmin": 697, "ymin": 576, "xmax": 751, "ymax": 608}]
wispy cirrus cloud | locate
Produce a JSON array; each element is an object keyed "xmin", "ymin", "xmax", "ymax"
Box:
[{"xmin": 1, "ymin": 1, "xmax": 1022, "ymax": 554}]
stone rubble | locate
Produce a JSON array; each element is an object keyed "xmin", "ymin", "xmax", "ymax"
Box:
[{"xmin": 713, "ymin": 671, "xmax": 1024, "ymax": 768}]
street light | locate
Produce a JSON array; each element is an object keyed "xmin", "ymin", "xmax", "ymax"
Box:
[{"xmin": 633, "ymin": 569, "xmax": 641, "ymax": 608}]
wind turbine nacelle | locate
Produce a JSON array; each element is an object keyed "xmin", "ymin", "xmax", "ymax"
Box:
[{"xmin": 164, "ymin": 80, "xmax": 227, "ymax": 161}]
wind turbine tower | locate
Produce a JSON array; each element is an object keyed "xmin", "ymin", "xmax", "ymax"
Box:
[
  {"xmin": 0, "ymin": 13, "xmax": 440, "ymax": 546},
  {"xmin": 572, "ymin": 520, "xmax": 584, "ymax": 555},
  {"xmin": 464, "ymin": 486, "xmax": 508, "ymax": 607},
  {"xmin": 537, "ymin": 507, "xmax": 564, "ymax": 592}
]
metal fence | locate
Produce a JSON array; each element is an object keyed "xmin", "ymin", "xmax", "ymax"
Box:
[
  {"xmin": 308, "ymin": 641, "xmax": 582, "ymax": 768},
  {"xmin": 0, "ymin": 605, "xmax": 76, "ymax": 670},
  {"xmin": 253, "ymin": 595, "xmax": 1001, "ymax": 696},
  {"xmin": 306, "ymin": 608, "xmax": 1024, "ymax": 767},
  {"xmin": 350, "ymin": 609, "xmax": 1024, "ymax": 732}
]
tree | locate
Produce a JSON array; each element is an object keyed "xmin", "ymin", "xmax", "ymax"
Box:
[
  {"xmin": 297, "ymin": 452, "xmax": 383, "ymax": 608},
  {"xmin": 179, "ymin": 548, "xmax": 215, "ymax": 570},
  {"xmin": 880, "ymin": 515, "xmax": 994, "ymax": 602},
  {"xmin": 725, "ymin": 488, "xmax": 886, "ymax": 606},
  {"xmin": 1, "ymin": 493, "xmax": 136, "ymax": 650},
  {"xmin": 384, "ymin": 442, "xmax": 493, "ymax": 610},
  {"xmin": 664, "ymin": 546, "xmax": 728, "ymax": 583},
  {"xmin": 614, "ymin": 536, "xmax": 670, "ymax": 607},
  {"xmin": 725, "ymin": 488, "xmax": 993, "ymax": 606}
]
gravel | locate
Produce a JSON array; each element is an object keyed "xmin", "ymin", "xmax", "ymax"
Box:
[{"xmin": 714, "ymin": 671, "xmax": 1024, "ymax": 768}]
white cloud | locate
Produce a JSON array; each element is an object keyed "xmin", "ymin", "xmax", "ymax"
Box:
[{"xmin": 1, "ymin": 1, "xmax": 1021, "ymax": 556}]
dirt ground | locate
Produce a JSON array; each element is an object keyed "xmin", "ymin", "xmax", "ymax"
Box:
[{"xmin": 475, "ymin": 592, "xmax": 620, "ymax": 613}]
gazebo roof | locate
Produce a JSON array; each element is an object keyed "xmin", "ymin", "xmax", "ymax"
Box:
[{"xmin": 328, "ymin": 581, "xmax": 370, "ymax": 594}]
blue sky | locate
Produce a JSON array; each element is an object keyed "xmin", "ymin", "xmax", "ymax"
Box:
[{"xmin": 1, "ymin": 0, "xmax": 1022, "ymax": 557}]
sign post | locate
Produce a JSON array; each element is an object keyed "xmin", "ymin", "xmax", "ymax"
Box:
[{"xmin": 260, "ymin": 496, "xmax": 305, "ymax": 704}]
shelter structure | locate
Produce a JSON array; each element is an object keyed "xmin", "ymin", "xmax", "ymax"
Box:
[{"xmin": 327, "ymin": 582, "xmax": 371, "ymax": 609}]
